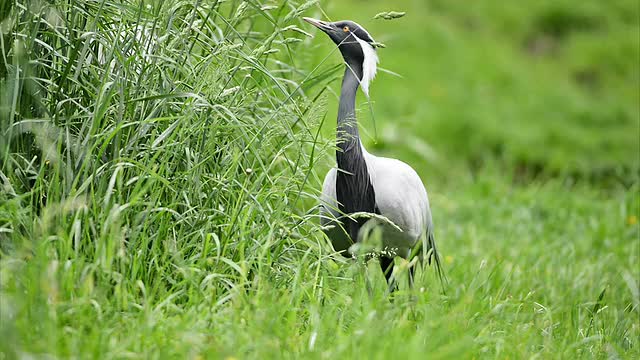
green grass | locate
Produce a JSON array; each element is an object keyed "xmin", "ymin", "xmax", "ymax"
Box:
[{"xmin": 1, "ymin": 0, "xmax": 639, "ymax": 358}]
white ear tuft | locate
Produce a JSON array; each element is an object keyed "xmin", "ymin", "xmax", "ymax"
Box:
[{"xmin": 352, "ymin": 34, "xmax": 378, "ymax": 97}]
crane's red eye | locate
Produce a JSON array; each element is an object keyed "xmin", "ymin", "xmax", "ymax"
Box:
[{"xmin": 343, "ymin": 26, "xmax": 350, "ymax": 32}]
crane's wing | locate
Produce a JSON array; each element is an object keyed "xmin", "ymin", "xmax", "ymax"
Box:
[
  {"xmin": 364, "ymin": 153, "xmax": 446, "ymax": 286},
  {"xmin": 364, "ymin": 155, "xmax": 430, "ymax": 243}
]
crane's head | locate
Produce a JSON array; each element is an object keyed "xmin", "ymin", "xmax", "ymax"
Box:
[{"xmin": 303, "ymin": 17, "xmax": 378, "ymax": 96}]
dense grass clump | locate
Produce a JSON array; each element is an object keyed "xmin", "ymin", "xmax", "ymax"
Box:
[
  {"xmin": 1, "ymin": 0, "xmax": 639, "ymax": 358},
  {"xmin": 1, "ymin": 0, "xmax": 335, "ymax": 356}
]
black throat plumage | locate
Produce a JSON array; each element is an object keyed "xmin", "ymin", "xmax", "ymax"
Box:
[{"xmin": 335, "ymin": 59, "xmax": 378, "ymax": 245}]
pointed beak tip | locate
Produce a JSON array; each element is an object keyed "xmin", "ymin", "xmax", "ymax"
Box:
[
  {"xmin": 302, "ymin": 17, "xmax": 318, "ymax": 26},
  {"xmin": 303, "ymin": 17, "xmax": 330, "ymax": 32}
]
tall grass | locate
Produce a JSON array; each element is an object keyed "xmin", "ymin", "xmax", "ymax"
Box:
[{"xmin": 0, "ymin": 0, "xmax": 341, "ymax": 356}]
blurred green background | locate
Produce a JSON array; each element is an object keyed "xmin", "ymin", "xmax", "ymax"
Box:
[
  {"xmin": 307, "ymin": 0, "xmax": 638, "ymax": 185},
  {"xmin": 1, "ymin": 0, "xmax": 638, "ymax": 358}
]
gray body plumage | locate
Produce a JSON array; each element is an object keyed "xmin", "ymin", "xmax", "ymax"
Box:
[{"xmin": 320, "ymin": 149, "xmax": 435, "ymax": 259}]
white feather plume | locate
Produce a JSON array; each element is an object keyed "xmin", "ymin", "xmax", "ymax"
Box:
[{"xmin": 352, "ymin": 34, "xmax": 378, "ymax": 97}]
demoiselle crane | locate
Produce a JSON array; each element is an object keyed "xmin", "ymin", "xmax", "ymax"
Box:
[{"xmin": 304, "ymin": 17, "xmax": 444, "ymax": 289}]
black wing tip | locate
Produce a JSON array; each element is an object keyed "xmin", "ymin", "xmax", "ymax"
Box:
[
  {"xmin": 407, "ymin": 230, "xmax": 448, "ymax": 292},
  {"xmin": 427, "ymin": 232, "xmax": 449, "ymax": 292}
]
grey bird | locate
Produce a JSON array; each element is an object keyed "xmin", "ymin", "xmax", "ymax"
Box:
[{"xmin": 304, "ymin": 17, "xmax": 444, "ymax": 289}]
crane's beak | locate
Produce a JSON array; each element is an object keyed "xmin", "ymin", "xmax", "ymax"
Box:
[{"xmin": 303, "ymin": 17, "xmax": 333, "ymax": 33}]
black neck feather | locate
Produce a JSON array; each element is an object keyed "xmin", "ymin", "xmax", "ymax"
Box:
[{"xmin": 335, "ymin": 61, "xmax": 378, "ymax": 243}]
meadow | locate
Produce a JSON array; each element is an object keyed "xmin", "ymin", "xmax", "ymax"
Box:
[{"xmin": 1, "ymin": 0, "xmax": 638, "ymax": 358}]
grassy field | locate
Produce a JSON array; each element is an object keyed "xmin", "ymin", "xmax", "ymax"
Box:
[{"xmin": 1, "ymin": 0, "xmax": 638, "ymax": 358}]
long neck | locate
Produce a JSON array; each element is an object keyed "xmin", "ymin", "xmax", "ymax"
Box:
[
  {"xmin": 335, "ymin": 60, "xmax": 377, "ymax": 243},
  {"xmin": 337, "ymin": 62, "xmax": 362, "ymax": 151}
]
